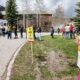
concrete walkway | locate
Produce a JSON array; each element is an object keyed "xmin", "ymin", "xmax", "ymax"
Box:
[{"xmin": 0, "ymin": 33, "xmax": 26, "ymax": 79}]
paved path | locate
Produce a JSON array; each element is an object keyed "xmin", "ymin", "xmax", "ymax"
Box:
[{"xmin": 0, "ymin": 33, "xmax": 26, "ymax": 79}]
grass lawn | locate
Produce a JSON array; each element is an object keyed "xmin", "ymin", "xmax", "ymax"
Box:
[{"xmin": 10, "ymin": 36, "xmax": 78, "ymax": 80}]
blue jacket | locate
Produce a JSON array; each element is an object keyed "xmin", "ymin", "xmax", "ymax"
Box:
[{"xmin": 50, "ymin": 26, "xmax": 54, "ymax": 33}]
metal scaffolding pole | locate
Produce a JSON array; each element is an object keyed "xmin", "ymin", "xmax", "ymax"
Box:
[
  {"xmin": 37, "ymin": 14, "xmax": 39, "ymax": 28},
  {"xmin": 23, "ymin": 14, "xmax": 25, "ymax": 28}
]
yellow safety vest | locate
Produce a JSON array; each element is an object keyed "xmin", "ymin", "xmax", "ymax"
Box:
[{"xmin": 8, "ymin": 26, "xmax": 12, "ymax": 31}]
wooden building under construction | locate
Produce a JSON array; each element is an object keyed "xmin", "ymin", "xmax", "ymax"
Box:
[{"xmin": 18, "ymin": 14, "xmax": 52, "ymax": 32}]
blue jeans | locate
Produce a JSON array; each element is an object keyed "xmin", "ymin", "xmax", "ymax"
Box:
[
  {"xmin": 65, "ymin": 32, "xmax": 70, "ymax": 39},
  {"xmin": 7, "ymin": 31, "xmax": 12, "ymax": 39},
  {"xmin": 37, "ymin": 32, "xmax": 41, "ymax": 40}
]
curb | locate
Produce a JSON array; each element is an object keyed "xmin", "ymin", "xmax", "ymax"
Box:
[{"xmin": 5, "ymin": 41, "xmax": 26, "ymax": 80}]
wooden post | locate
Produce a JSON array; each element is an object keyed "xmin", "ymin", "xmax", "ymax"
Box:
[{"xmin": 31, "ymin": 42, "xmax": 33, "ymax": 64}]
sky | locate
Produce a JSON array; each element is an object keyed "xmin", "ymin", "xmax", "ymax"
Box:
[
  {"xmin": 0, "ymin": 0, "xmax": 78, "ymax": 17},
  {"xmin": 43, "ymin": 0, "xmax": 77, "ymax": 17}
]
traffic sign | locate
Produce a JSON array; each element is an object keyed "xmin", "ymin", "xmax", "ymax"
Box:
[{"xmin": 26, "ymin": 26, "xmax": 34, "ymax": 42}]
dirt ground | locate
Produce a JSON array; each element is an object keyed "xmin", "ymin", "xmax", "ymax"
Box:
[
  {"xmin": 34, "ymin": 50, "xmax": 76, "ymax": 80},
  {"xmin": 46, "ymin": 51, "xmax": 68, "ymax": 73}
]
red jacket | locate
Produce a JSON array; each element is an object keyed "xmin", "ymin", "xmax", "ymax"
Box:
[{"xmin": 70, "ymin": 25, "xmax": 74, "ymax": 32}]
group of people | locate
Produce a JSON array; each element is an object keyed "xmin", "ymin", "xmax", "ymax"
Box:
[
  {"xmin": 0, "ymin": 24, "xmax": 42, "ymax": 40},
  {"xmin": 61, "ymin": 23, "xmax": 75, "ymax": 39},
  {"xmin": 49, "ymin": 23, "xmax": 76, "ymax": 39},
  {"xmin": 7, "ymin": 24, "xmax": 24, "ymax": 39},
  {"xmin": 0, "ymin": 23, "xmax": 76, "ymax": 40},
  {"xmin": 0, "ymin": 24, "xmax": 24, "ymax": 39}
]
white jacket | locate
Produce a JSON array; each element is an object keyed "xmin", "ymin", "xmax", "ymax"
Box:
[{"xmin": 65, "ymin": 26, "xmax": 70, "ymax": 32}]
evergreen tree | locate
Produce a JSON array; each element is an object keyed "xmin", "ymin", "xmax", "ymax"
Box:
[
  {"xmin": 74, "ymin": 2, "xmax": 80, "ymax": 32},
  {"xmin": 6, "ymin": 0, "xmax": 18, "ymax": 26}
]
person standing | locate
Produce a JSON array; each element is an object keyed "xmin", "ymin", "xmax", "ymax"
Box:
[
  {"xmin": 70, "ymin": 24, "xmax": 74, "ymax": 39},
  {"xmin": 57, "ymin": 27, "xmax": 60, "ymax": 34},
  {"xmin": 61, "ymin": 26, "xmax": 65, "ymax": 38},
  {"xmin": 37, "ymin": 27, "xmax": 42, "ymax": 41},
  {"xmin": 73, "ymin": 25, "xmax": 76, "ymax": 39},
  {"xmin": 2, "ymin": 26, "xmax": 5, "ymax": 37},
  {"xmin": 13, "ymin": 25, "xmax": 18, "ymax": 39},
  {"xmin": 33, "ymin": 26, "xmax": 36, "ymax": 39},
  {"xmin": 7, "ymin": 24, "xmax": 12, "ymax": 39},
  {"xmin": 50, "ymin": 24, "xmax": 54, "ymax": 38},
  {"xmin": 65, "ymin": 24, "xmax": 70, "ymax": 39},
  {"xmin": 20, "ymin": 25, "xmax": 24, "ymax": 38}
]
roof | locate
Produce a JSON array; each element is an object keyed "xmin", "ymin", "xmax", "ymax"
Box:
[{"xmin": 0, "ymin": 5, "xmax": 5, "ymax": 11}]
